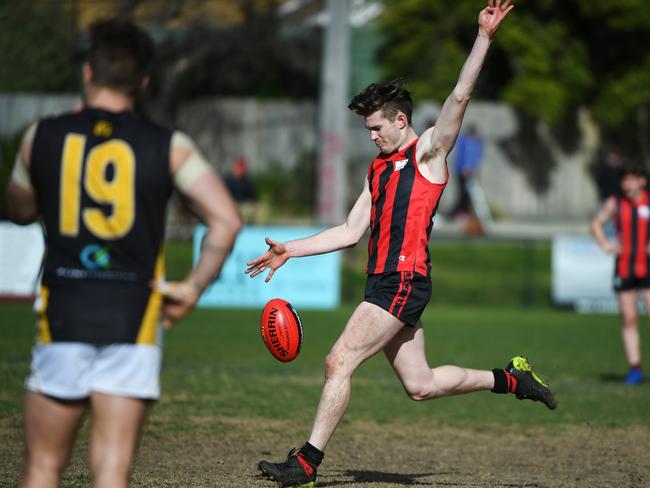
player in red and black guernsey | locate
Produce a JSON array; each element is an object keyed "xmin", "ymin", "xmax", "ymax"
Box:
[
  {"xmin": 246, "ymin": 2, "xmax": 556, "ymax": 487},
  {"xmin": 592, "ymin": 165, "xmax": 650, "ymax": 385},
  {"xmin": 5, "ymin": 20, "xmax": 241, "ymax": 488}
]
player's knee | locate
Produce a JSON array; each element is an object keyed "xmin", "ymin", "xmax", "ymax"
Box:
[
  {"xmin": 24, "ymin": 450, "xmax": 67, "ymax": 477},
  {"xmin": 622, "ymin": 317, "xmax": 637, "ymax": 329},
  {"xmin": 324, "ymin": 351, "xmax": 349, "ymax": 380},
  {"xmin": 403, "ymin": 381, "xmax": 432, "ymax": 401},
  {"xmin": 90, "ymin": 449, "xmax": 133, "ymax": 482},
  {"xmin": 407, "ymin": 387, "xmax": 438, "ymax": 401},
  {"xmin": 407, "ymin": 390, "xmax": 429, "ymax": 401}
]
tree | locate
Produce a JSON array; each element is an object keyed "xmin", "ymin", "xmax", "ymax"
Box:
[
  {"xmin": 144, "ymin": 7, "xmax": 320, "ymax": 125},
  {"xmin": 379, "ymin": 0, "xmax": 650, "ymax": 180},
  {"xmin": 0, "ymin": 1, "xmax": 78, "ymax": 92}
]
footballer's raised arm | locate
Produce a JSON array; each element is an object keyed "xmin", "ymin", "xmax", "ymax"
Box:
[
  {"xmin": 5, "ymin": 123, "xmax": 38, "ymax": 224},
  {"xmin": 417, "ymin": 1, "xmax": 513, "ymax": 181},
  {"xmin": 157, "ymin": 131, "xmax": 242, "ymax": 328}
]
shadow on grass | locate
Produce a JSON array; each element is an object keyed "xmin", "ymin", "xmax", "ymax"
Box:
[
  {"xmin": 258, "ymin": 469, "xmax": 544, "ymax": 487},
  {"xmin": 598, "ymin": 373, "xmax": 627, "ymax": 383},
  {"xmin": 319, "ymin": 470, "xmax": 440, "ymax": 486}
]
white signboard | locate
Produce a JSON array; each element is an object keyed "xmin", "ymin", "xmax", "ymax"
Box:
[
  {"xmin": 552, "ymin": 235, "xmax": 620, "ymax": 313},
  {"xmin": 0, "ymin": 222, "xmax": 44, "ymax": 297}
]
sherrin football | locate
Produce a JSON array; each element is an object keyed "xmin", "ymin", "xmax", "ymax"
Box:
[{"xmin": 260, "ymin": 298, "xmax": 303, "ymax": 362}]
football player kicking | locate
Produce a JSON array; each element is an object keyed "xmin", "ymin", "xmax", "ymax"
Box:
[{"xmin": 246, "ymin": 1, "xmax": 556, "ymax": 487}]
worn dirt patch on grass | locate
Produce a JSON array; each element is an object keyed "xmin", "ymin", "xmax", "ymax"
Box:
[{"xmin": 2, "ymin": 417, "xmax": 649, "ymax": 487}]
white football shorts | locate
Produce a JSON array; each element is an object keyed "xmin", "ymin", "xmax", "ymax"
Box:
[{"xmin": 25, "ymin": 329, "xmax": 163, "ymax": 400}]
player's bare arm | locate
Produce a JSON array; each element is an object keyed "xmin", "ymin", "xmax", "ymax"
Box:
[
  {"xmin": 5, "ymin": 123, "xmax": 38, "ymax": 224},
  {"xmin": 417, "ymin": 0, "xmax": 513, "ymax": 183},
  {"xmin": 246, "ymin": 179, "xmax": 372, "ymax": 282},
  {"xmin": 590, "ymin": 197, "xmax": 621, "ymax": 255},
  {"xmin": 157, "ymin": 133, "xmax": 242, "ymax": 328}
]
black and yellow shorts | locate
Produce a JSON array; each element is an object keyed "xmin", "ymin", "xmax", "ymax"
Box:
[{"xmin": 364, "ymin": 271, "xmax": 432, "ymax": 326}]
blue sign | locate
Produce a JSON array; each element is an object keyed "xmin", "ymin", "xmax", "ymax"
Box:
[{"xmin": 193, "ymin": 225, "xmax": 341, "ymax": 309}]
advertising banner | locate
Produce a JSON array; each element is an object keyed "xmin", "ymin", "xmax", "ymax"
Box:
[
  {"xmin": 552, "ymin": 235, "xmax": 619, "ymax": 313},
  {"xmin": 0, "ymin": 222, "xmax": 43, "ymax": 298},
  {"xmin": 194, "ymin": 225, "xmax": 341, "ymax": 309}
]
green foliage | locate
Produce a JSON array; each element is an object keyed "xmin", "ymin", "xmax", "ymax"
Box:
[
  {"xmin": 499, "ymin": 18, "xmax": 593, "ymax": 123},
  {"xmin": 0, "ymin": 2, "xmax": 77, "ymax": 92},
  {"xmin": 379, "ymin": 1, "xmax": 475, "ymax": 101},
  {"xmin": 594, "ymin": 55, "xmax": 650, "ymax": 127},
  {"xmin": 379, "ymin": 0, "xmax": 650, "ymax": 126}
]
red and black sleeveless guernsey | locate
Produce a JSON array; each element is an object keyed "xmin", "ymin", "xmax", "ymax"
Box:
[
  {"xmin": 612, "ymin": 191, "xmax": 650, "ymax": 279},
  {"xmin": 366, "ymin": 138, "xmax": 447, "ymax": 277},
  {"xmin": 29, "ymin": 107, "xmax": 173, "ymax": 345}
]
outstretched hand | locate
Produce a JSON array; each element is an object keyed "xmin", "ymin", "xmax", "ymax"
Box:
[
  {"xmin": 245, "ymin": 237, "xmax": 289, "ymax": 282},
  {"xmin": 478, "ymin": 0, "xmax": 514, "ymax": 39}
]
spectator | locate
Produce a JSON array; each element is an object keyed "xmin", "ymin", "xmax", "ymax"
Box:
[
  {"xmin": 595, "ymin": 145, "xmax": 624, "ymax": 202},
  {"xmin": 451, "ymin": 124, "xmax": 484, "ymax": 218},
  {"xmin": 224, "ymin": 157, "xmax": 258, "ymax": 223}
]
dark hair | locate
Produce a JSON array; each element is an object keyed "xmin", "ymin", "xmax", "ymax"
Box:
[
  {"xmin": 348, "ymin": 79, "xmax": 413, "ymax": 123},
  {"xmin": 87, "ymin": 19, "xmax": 154, "ymax": 97},
  {"xmin": 621, "ymin": 164, "xmax": 647, "ymax": 179}
]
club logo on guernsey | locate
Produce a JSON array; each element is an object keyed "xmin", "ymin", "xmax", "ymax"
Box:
[
  {"xmin": 639, "ymin": 206, "xmax": 650, "ymax": 219},
  {"xmin": 93, "ymin": 120, "xmax": 113, "ymax": 138},
  {"xmin": 394, "ymin": 159, "xmax": 408, "ymax": 172}
]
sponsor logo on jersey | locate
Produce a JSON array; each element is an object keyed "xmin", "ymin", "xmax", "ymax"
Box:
[
  {"xmin": 639, "ymin": 206, "xmax": 650, "ymax": 219},
  {"xmin": 80, "ymin": 244, "xmax": 111, "ymax": 270},
  {"xmin": 394, "ymin": 159, "xmax": 408, "ymax": 172}
]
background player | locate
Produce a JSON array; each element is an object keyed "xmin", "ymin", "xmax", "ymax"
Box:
[
  {"xmin": 5, "ymin": 19, "xmax": 241, "ymax": 488},
  {"xmin": 591, "ymin": 165, "xmax": 650, "ymax": 385},
  {"xmin": 246, "ymin": 2, "xmax": 556, "ymax": 487}
]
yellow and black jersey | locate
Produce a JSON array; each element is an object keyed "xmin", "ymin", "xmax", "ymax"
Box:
[{"xmin": 30, "ymin": 107, "xmax": 173, "ymax": 345}]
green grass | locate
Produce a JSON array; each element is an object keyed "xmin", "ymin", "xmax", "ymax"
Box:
[
  {"xmin": 2, "ymin": 301, "xmax": 649, "ymax": 432},
  {"xmin": 2, "ymin": 239, "xmax": 647, "ymax": 465},
  {"xmin": 2, "ymin": 241, "xmax": 647, "ymax": 487},
  {"xmin": 427, "ymin": 239, "xmax": 550, "ymax": 306}
]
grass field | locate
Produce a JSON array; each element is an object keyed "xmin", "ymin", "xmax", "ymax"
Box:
[{"xmin": 1, "ymin": 241, "xmax": 650, "ymax": 486}]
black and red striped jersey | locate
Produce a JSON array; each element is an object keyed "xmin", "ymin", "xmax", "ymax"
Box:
[
  {"xmin": 366, "ymin": 138, "xmax": 447, "ymax": 276},
  {"xmin": 613, "ymin": 191, "xmax": 650, "ymax": 279}
]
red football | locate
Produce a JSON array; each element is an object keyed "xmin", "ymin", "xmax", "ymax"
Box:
[{"xmin": 260, "ymin": 298, "xmax": 303, "ymax": 362}]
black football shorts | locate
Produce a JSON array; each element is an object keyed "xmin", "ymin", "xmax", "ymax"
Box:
[
  {"xmin": 364, "ymin": 271, "xmax": 432, "ymax": 326},
  {"xmin": 613, "ymin": 274, "xmax": 650, "ymax": 292}
]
